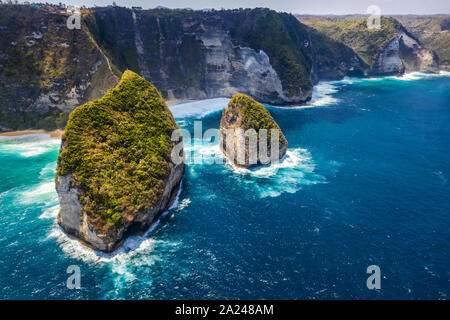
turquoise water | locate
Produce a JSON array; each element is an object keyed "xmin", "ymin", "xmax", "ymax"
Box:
[{"xmin": 0, "ymin": 72, "xmax": 449, "ymax": 299}]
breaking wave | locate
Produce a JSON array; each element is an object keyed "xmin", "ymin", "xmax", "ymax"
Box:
[
  {"xmin": 169, "ymin": 98, "xmax": 230, "ymax": 119},
  {"xmin": 42, "ymin": 182, "xmax": 187, "ymax": 266},
  {"xmin": 19, "ymin": 182, "xmax": 56, "ymax": 205},
  {"xmin": 338, "ymin": 70, "xmax": 450, "ymax": 85},
  {"xmin": 0, "ymin": 134, "xmax": 60, "ymax": 157},
  {"xmin": 186, "ymin": 139, "xmax": 336, "ymax": 198},
  {"xmin": 227, "ymin": 147, "xmax": 331, "ymax": 198},
  {"xmin": 308, "ymin": 82, "xmax": 340, "ymax": 107}
]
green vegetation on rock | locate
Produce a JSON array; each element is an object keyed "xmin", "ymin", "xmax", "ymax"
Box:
[
  {"xmin": 227, "ymin": 93, "xmax": 288, "ymax": 144},
  {"xmin": 57, "ymin": 70, "xmax": 179, "ymax": 229}
]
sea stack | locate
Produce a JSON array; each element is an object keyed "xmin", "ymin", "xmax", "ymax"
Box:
[
  {"xmin": 219, "ymin": 94, "xmax": 288, "ymax": 168},
  {"xmin": 56, "ymin": 70, "xmax": 184, "ymax": 253}
]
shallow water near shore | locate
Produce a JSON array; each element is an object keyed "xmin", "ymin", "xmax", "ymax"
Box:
[{"xmin": 0, "ymin": 73, "xmax": 449, "ymax": 299}]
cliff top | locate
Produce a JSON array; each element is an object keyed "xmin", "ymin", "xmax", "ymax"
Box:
[{"xmin": 57, "ymin": 70, "xmax": 179, "ymax": 230}]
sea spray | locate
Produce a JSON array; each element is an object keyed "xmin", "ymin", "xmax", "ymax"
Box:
[{"xmin": 169, "ymin": 98, "xmax": 230, "ymax": 119}]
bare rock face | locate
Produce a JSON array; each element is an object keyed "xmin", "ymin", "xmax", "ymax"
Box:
[
  {"xmin": 56, "ymin": 71, "xmax": 184, "ymax": 252},
  {"xmin": 219, "ymin": 94, "xmax": 288, "ymax": 168},
  {"xmin": 372, "ymin": 25, "xmax": 439, "ymax": 75}
]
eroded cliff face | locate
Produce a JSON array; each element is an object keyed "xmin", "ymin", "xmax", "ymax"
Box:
[
  {"xmin": 307, "ymin": 27, "xmax": 367, "ymax": 80},
  {"xmin": 372, "ymin": 25, "xmax": 439, "ymax": 75},
  {"xmin": 1, "ymin": 7, "xmax": 444, "ymax": 132},
  {"xmin": 0, "ymin": 5, "xmax": 118, "ymax": 131},
  {"xmin": 163, "ymin": 28, "xmax": 311, "ymax": 104},
  {"xmin": 86, "ymin": 7, "xmax": 318, "ymax": 105}
]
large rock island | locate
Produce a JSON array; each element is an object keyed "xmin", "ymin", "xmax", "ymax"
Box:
[
  {"xmin": 220, "ymin": 94, "xmax": 288, "ymax": 168},
  {"xmin": 56, "ymin": 70, "xmax": 184, "ymax": 252}
]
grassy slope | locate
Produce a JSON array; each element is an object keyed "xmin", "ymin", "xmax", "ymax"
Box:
[
  {"xmin": 57, "ymin": 70, "xmax": 179, "ymax": 230},
  {"xmin": 300, "ymin": 17, "xmax": 398, "ymax": 67}
]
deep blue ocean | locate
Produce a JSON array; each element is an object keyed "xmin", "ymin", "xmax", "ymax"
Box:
[{"xmin": 0, "ymin": 72, "xmax": 449, "ymax": 299}]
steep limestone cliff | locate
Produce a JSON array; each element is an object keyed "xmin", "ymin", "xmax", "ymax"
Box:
[
  {"xmin": 56, "ymin": 70, "xmax": 184, "ymax": 252},
  {"xmin": 307, "ymin": 27, "xmax": 367, "ymax": 79},
  {"xmin": 1, "ymin": 6, "xmax": 444, "ymax": 132},
  {"xmin": 85, "ymin": 7, "xmax": 317, "ymax": 105},
  {"xmin": 0, "ymin": 5, "xmax": 118, "ymax": 132}
]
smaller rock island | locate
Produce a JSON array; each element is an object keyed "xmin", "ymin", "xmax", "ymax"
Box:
[
  {"xmin": 220, "ymin": 94, "xmax": 288, "ymax": 168},
  {"xmin": 56, "ymin": 70, "xmax": 184, "ymax": 253}
]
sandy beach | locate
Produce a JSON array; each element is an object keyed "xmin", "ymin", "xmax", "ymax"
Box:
[{"xmin": 0, "ymin": 129, "xmax": 64, "ymax": 139}]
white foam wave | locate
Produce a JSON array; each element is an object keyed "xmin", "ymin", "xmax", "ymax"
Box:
[
  {"xmin": 176, "ymin": 198, "xmax": 191, "ymax": 212},
  {"xmin": 308, "ymin": 82, "xmax": 340, "ymax": 106},
  {"xmin": 39, "ymin": 162, "xmax": 57, "ymax": 179},
  {"xmin": 44, "ymin": 191, "xmax": 187, "ymax": 265},
  {"xmin": 338, "ymin": 71, "xmax": 450, "ymax": 85},
  {"xmin": 0, "ymin": 134, "xmax": 60, "ymax": 157},
  {"xmin": 395, "ymin": 71, "xmax": 450, "ymax": 81},
  {"xmin": 230, "ymin": 148, "xmax": 311, "ymax": 177},
  {"xmin": 169, "ymin": 180, "xmax": 183, "ymax": 210},
  {"xmin": 270, "ymin": 82, "xmax": 340, "ymax": 110},
  {"xmin": 19, "ymin": 182, "xmax": 56, "ymax": 205},
  {"xmin": 185, "ymin": 140, "xmax": 333, "ymax": 198},
  {"xmin": 46, "ymin": 214, "xmax": 180, "ymax": 266},
  {"xmin": 227, "ymin": 147, "xmax": 328, "ymax": 198},
  {"xmin": 169, "ymin": 98, "xmax": 230, "ymax": 119},
  {"xmin": 39, "ymin": 204, "xmax": 59, "ymax": 219}
]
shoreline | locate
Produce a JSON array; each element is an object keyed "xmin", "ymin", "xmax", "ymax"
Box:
[
  {"xmin": 0, "ymin": 71, "xmax": 448, "ymax": 136},
  {"xmin": 0, "ymin": 129, "xmax": 63, "ymax": 139}
]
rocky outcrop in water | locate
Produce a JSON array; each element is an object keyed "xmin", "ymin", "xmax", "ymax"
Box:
[
  {"xmin": 56, "ymin": 70, "xmax": 184, "ymax": 252},
  {"xmin": 220, "ymin": 94, "xmax": 288, "ymax": 167}
]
